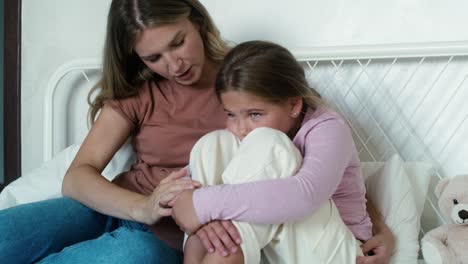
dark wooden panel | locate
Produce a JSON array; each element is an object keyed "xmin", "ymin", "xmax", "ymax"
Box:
[{"xmin": 2, "ymin": 0, "xmax": 22, "ymax": 190}]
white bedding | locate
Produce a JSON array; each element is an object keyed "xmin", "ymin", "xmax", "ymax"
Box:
[{"xmin": 0, "ymin": 142, "xmax": 135, "ymax": 210}]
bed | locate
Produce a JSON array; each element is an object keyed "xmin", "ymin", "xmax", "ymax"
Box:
[{"xmin": 2, "ymin": 41, "xmax": 468, "ymax": 263}]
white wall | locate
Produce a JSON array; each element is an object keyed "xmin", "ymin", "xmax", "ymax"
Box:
[
  {"xmin": 203, "ymin": 0, "xmax": 468, "ymax": 48},
  {"xmin": 21, "ymin": 0, "xmax": 468, "ymax": 174},
  {"xmin": 22, "ymin": 0, "xmax": 111, "ymax": 173}
]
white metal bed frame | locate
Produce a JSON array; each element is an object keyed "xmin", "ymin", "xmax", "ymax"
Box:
[
  {"xmin": 299, "ymin": 41, "xmax": 468, "ymax": 173},
  {"xmin": 43, "ymin": 41, "xmax": 468, "ymax": 253},
  {"xmin": 43, "ymin": 58, "xmax": 101, "ymax": 162}
]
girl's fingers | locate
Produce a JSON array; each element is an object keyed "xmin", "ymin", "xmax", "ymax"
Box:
[
  {"xmin": 360, "ymin": 236, "xmax": 380, "ymax": 254},
  {"xmin": 206, "ymin": 225, "xmax": 229, "ymax": 256},
  {"xmin": 196, "ymin": 228, "xmax": 215, "ymax": 253},
  {"xmin": 221, "ymin": 221, "xmax": 242, "ymax": 245},
  {"xmin": 211, "ymin": 221, "xmax": 238, "ymax": 253}
]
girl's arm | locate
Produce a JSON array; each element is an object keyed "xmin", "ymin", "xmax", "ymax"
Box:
[
  {"xmin": 62, "ymin": 105, "xmax": 197, "ymax": 225},
  {"xmin": 357, "ymin": 198, "xmax": 395, "ymax": 264},
  {"xmin": 175, "ymin": 118, "xmax": 353, "ymax": 227}
]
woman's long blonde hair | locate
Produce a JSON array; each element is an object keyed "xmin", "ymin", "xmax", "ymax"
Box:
[
  {"xmin": 88, "ymin": 0, "xmax": 230, "ymax": 124},
  {"xmin": 215, "ymin": 40, "xmax": 323, "ymax": 111}
]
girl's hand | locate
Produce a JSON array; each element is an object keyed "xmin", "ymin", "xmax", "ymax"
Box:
[
  {"xmin": 356, "ymin": 227, "xmax": 394, "ymax": 264},
  {"xmin": 196, "ymin": 220, "xmax": 241, "ymax": 257},
  {"xmin": 134, "ymin": 168, "xmax": 200, "ymax": 225},
  {"xmin": 171, "ymin": 189, "xmax": 202, "ymax": 234}
]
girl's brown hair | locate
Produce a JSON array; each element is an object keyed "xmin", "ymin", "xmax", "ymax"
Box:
[
  {"xmin": 88, "ymin": 0, "xmax": 230, "ymax": 124},
  {"xmin": 215, "ymin": 40, "xmax": 323, "ymax": 111}
]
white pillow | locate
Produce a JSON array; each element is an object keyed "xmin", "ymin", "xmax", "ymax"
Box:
[
  {"xmin": 361, "ymin": 154, "xmax": 432, "ymax": 264},
  {"xmin": 0, "ymin": 142, "xmax": 135, "ymax": 210}
]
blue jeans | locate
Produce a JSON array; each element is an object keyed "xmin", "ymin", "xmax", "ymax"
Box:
[{"xmin": 0, "ymin": 197, "xmax": 182, "ymax": 264}]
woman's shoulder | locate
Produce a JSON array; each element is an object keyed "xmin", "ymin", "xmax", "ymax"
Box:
[{"xmin": 106, "ymin": 80, "xmax": 156, "ymax": 124}]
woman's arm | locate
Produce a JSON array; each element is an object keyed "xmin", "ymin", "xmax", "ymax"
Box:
[
  {"xmin": 62, "ymin": 105, "xmax": 141, "ymax": 219},
  {"xmin": 62, "ymin": 105, "xmax": 198, "ymax": 225}
]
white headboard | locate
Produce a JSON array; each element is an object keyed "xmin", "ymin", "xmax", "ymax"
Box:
[
  {"xmin": 44, "ymin": 41, "xmax": 468, "ymax": 239},
  {"xmin": 296, "ymin": 41, "xmax": 468, "ymax": 175},
  {"xmin": 43, "ymin": 58, "xmax": 101, "ymax": 162},
  {"xmin": 296, "ymin": 41, "xmax": 468, "ymax": 237}
]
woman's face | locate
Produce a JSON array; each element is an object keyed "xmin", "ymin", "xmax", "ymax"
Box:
[{"xmin": 134, "ymin": 18, "xmax": 206, "ymax": 85}]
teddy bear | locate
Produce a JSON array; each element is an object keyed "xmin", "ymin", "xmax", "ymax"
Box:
[{"xmin": 421, "ymin": 174, "xmax": 468, "ymax": 264}]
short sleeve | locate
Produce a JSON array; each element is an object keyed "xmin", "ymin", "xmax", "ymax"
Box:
[
  {"xmin": 106, "ymin": 82, "xmax": 152, "ymax": 127},
  {"xmin": 107, "ymin": 97, "xmax": 139, "ymax": 126}
]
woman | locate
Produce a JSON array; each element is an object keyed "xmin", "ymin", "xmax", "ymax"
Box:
[
  {"xmin": 0, "ymin": 0, "xmax": 225, "ymax": 262},
  {"xmin": 0, "ymin": 0, "xmax": 393, "ymax": 263}
]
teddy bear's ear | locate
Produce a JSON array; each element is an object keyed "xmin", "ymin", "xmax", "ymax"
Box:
[{"xmin": 434, "ymin": 178, "xmax": 450, "ymax": 198}]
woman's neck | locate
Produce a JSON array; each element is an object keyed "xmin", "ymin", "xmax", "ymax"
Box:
[{"xmin": 193, "ymin": 58, "xmax": 220, "ymax": 89}]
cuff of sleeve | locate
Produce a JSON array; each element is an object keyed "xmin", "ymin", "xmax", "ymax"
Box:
[{"xmin": 193, "ymin": 188, "xmax": 212, "ymax": 225}]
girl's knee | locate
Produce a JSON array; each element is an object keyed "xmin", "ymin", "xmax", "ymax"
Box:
[
  {"xmin": 190, "ymin": 129, "xmax": 239, "ymax": 162},
  {"xmin": 239, "ymin": 127, "xmax": 302, "ymax": 167},
  {"xmin": 242, "ymin": 127, "xmax": 297, "ymax": 152},
  {"xmin": 246, "ymin": 127, "xmax": 283, "ymax": 138},
  {"xmin": 193, "ymin": 130, "xmax": 239, "ymax": 151}
]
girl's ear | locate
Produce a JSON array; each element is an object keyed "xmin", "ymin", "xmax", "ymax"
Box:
[{"xmin": 289, "ymin": 97, "xmax": 303, "ymax": 118}]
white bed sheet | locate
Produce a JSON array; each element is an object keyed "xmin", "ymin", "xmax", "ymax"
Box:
[{"xmin": 0, "ymin": 142, "xmax": 135, "ymax": 210}]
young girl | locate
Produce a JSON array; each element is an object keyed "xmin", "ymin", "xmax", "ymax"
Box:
[{"xmin": 172, "ymin": 40, "xmax": 372, "ymax": 263}]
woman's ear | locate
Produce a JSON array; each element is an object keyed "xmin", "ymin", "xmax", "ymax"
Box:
[{"xmin": 289, "ymin": 97, "xmax": 303, "ymax": 118}]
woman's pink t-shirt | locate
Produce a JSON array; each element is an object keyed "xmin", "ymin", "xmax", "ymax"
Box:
[{"xmin": 108, "ymin": 77, "xmax": 226, "ymax": 249}]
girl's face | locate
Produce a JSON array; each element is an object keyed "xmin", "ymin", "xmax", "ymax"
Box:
[
  {"xmin": 221, "ymin": 90, "xmax": 303, "ymax": 140},
  {"xmin": 134, "ymin": 18, "xmax": 206, "ymax": 85}
]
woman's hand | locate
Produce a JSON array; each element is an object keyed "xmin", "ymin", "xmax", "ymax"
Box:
[
  {"xmin": 196, "ymin": 220, "xmax": 242, "ymax": 257},
  {"xmin": 134, "ymin": 168, "xmax": 200, "ymax": 225},
  {"xmin": 356, "ymin": 226, "xmax": 395, "ymax": 264},
  {"xmin": 171, "ymin": 189, "xmax": 202, "ymax": 234}
]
